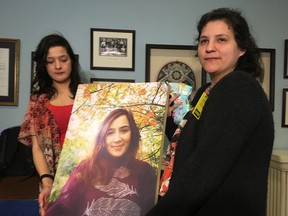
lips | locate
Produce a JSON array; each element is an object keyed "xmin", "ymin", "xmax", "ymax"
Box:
[
  {"xmin": 204, "ymin": 57, "xmax": 218, "ymax": 61},
  {"xmin": 111, "ymin": 144, "xmax": 123, "ymax": 150}
]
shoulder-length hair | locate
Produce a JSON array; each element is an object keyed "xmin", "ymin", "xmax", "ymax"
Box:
[
  {"xmin": 81, "ymin": 108, "xmax": 141, "ymax": 185},
  {"xmin": 31, "ymin": 33, "xmax": 81, "ymax": 99},
  {"xmin": 196, "ymin": 8, "xmax": 264, "ymax": 82}
]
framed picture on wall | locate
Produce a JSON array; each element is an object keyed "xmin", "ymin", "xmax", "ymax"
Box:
[
  {"xmin": 0, "ymin": 38, "xmax": 20, "ymax": 106},
  {"xmin": 284, "ymin": 39, "xmax": 288, "ymax": 78},
  {"xmin": 90, "ymin": 28, "xmax": 135, "ymax": 71},
  {"xmin": 145, "ymin": 44, "xmax": 206, "ymax": 94},
  {"xmin": 259, "ymin": 48, "xmax": 275, "ymax": 111},
  {"xmin": 282, "ymin": 88, "xmax": 288, "ymax": 127}
]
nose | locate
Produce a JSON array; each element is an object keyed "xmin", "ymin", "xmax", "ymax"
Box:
[
  {"xmin": 54, "ymin": 60, "xmax": 62, "ymax": 69},
  {"xmin": 113, "ymin": 132, "xmax": 121, "ymax": 142},
  {"xmin": 206, "ymin": 41, "xmax": 216, "ymax": 53}
]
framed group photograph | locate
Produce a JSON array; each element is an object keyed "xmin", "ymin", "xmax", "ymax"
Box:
[
  {"xmin": 282, "ymin": 88, "xmax": 288, "ymax": 127},
  {"xmin": 0, "ymin": 38, "xmax": 20, "ymax": 106},
  {"xmin": 259, "ymin": 48, "xmax": 275, "ymax": 111},
  {"xmin": 145, "ymin": 44, "xmax": 206, "ymax": 94},
  {"xmin": 90, "ymin": 28, "xmax": 135, "ymax": 71},
  {"xmin": 284, "ymin": 39, "xmax": 288, "ymax": 78},
  {"xmin": 90, "ymin": 78, "xmax": 135, "ymax": 83}
]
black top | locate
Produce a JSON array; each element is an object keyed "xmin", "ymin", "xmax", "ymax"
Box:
[{"xmin": 147, "ymin": 70, "xmax": 274, "ymax": 216}]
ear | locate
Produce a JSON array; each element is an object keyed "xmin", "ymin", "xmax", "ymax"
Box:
[{"xmin": 239, "ymin": 49, "xmax": 246, "ymax": 57}]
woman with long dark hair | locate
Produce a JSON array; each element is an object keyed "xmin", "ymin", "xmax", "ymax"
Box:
[{"xmin": 18, "ymin": 33, "xmax": 81, "ymax": 215}]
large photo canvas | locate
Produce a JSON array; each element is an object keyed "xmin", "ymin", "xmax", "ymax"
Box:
[{"xmin": 46, "ymin": 82, "xmax": 169, "ymax": 216}]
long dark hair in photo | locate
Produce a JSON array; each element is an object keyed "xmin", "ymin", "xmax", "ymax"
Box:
[{"xmin": 81, "ymin": 108, "xmax": 141, "ymax": 185}]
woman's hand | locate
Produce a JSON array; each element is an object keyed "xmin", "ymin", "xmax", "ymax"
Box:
[
  {"xmin": 39, "ymin": 186, "xmax": 52, "ymax": 216},
  {"xmin": 31, "ymin": 136, "xmax": 53, "ymax": 216},
  {"xmin": 167, "ymin": 94, "xmax": 182, "ymax": 117}
]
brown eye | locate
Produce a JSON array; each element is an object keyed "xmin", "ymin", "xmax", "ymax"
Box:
[
  {"xmin": 120, "ymin": 126, "xmax": 130, "ymax": 134},
  {"xmin": 199, "ymin": 39, "xmax": 208, "ymax": 45},
  {"xmin": 218, "ymin": 38, "xmax": 227, "ymax": 42},
  {"xmin": 106, "ymin": 129, "xmax": 114, "ymax": 136},
  {"xmin": 60, "ymin": 57, "xmax": 68, "ymax": 62}
]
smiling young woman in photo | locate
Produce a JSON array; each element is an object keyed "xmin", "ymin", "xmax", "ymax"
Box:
[{"xmin": 46, "ymin": 108, "xmax": 157, "ymax": 216}]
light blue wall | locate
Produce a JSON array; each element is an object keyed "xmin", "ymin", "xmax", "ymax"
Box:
[{"xmin": 0, "ymin": 0, "xmax": 287, "ymax": 149}]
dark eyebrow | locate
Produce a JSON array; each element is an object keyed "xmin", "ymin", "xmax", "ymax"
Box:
[
  {"xmin": 120, "ymin": 125, "xmax": 130, "ymax": 129},
  {"xmin": 47, "ymin": 54, "xmax": 69, "ymax": 59}
]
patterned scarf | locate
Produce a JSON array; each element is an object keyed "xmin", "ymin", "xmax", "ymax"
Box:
[{"xmin": 159, "ymin": 86, "xmax": 212, "ymax": 196}]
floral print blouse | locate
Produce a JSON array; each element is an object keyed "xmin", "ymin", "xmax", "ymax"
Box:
[{"xmin": 18, "ymin": 94, "xmax": 61, "ymax": 175}]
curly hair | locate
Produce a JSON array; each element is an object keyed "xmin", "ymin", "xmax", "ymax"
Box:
[{"xmin": 196, "ymin": 8, "xmax": 264, "ymax": 82}]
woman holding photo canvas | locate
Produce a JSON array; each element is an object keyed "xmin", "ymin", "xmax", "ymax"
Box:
[{"xmin": 147, "ymin": 7, "xmax": 274, "ymax": 216}]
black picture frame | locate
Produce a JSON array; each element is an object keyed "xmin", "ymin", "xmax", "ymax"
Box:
[
  {"xmin": 0, "ymin": 38, "xmax": 20, "ymax": 106},
  {"xmin": 31, "ymin": 52, "xmax": 36, "ymax": 92},
  {"xmin": 282, "ymin": 88, "xmax": 288, "ymax": 127},
  {"xmin": 90, "ymin": 28, "xmax": 135, "ymax": 71},
  {"xmin": 259, "ymin": 48, "xmax": 275, "ymax": 111},
  {"xmin": 284, "ymin": 40, "xmax": 288, "ymax": 78},
  {"xmin": 90, "ymin": 78, "xmax": 135, "ymax": 83},
  {"xmin": 145, "ymin": 44, "xmax": 206, "ymax": 93}
]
